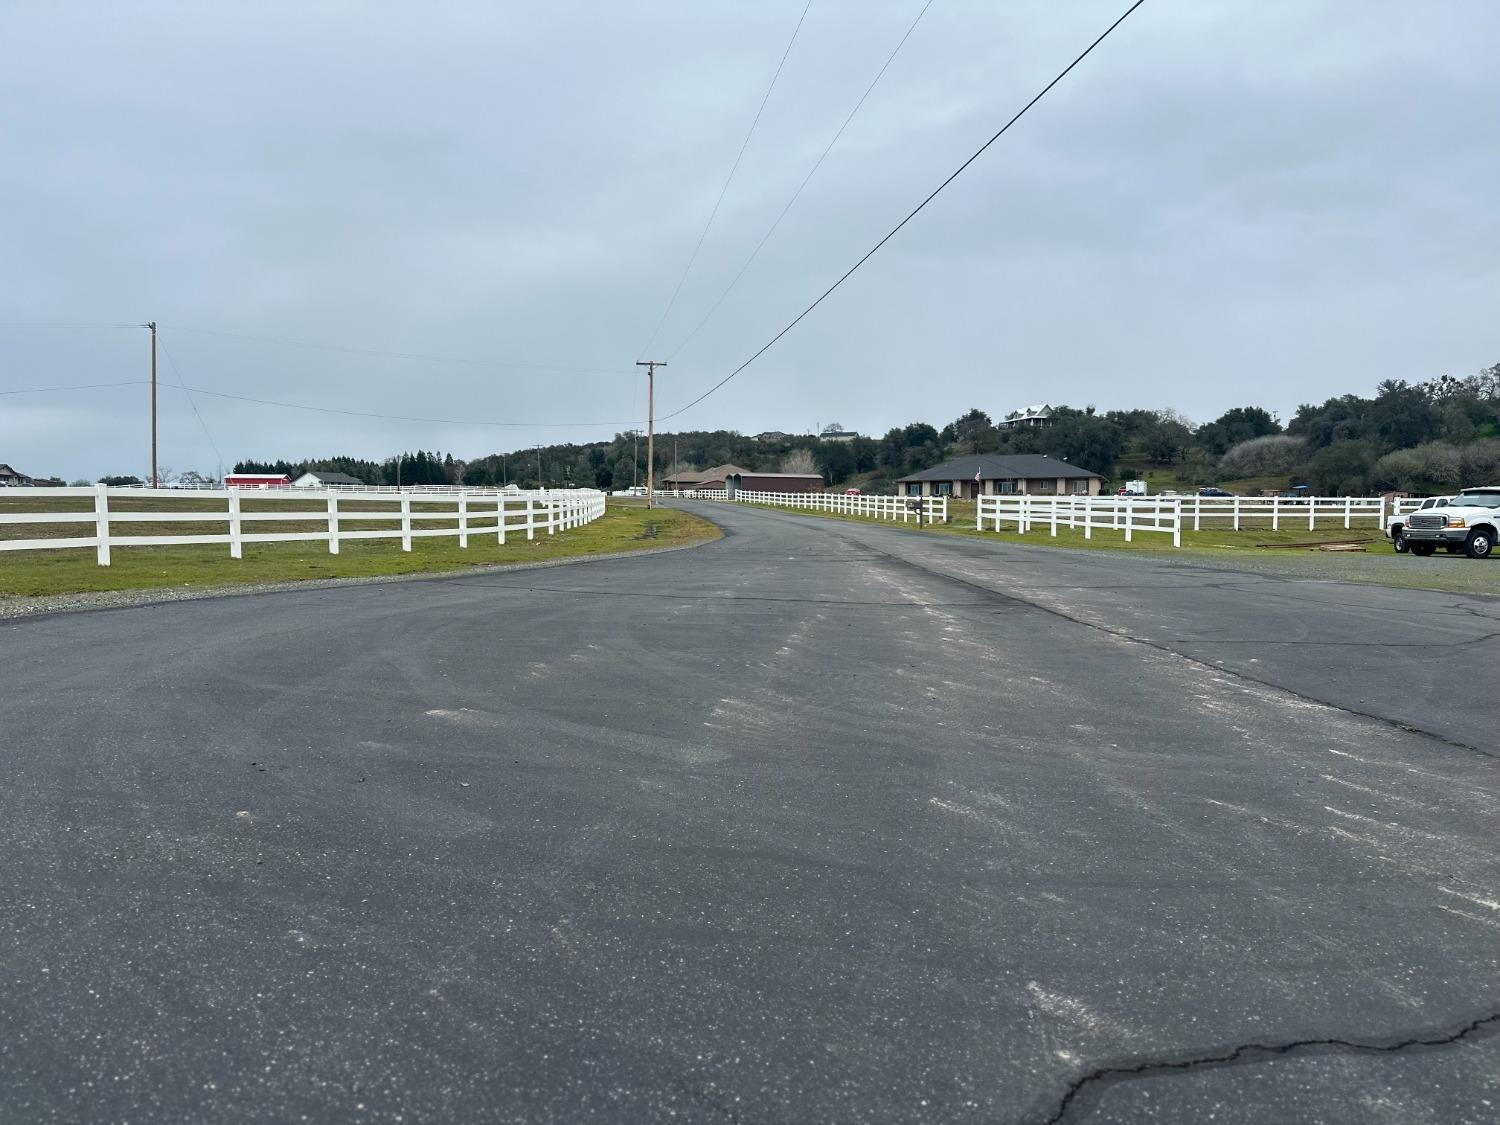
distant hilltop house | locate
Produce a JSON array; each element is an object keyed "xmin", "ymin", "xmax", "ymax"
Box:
[
  {"xmin": 998, "ymin": 404, "xmax": 1054, "ymax": 429},
  {"xmin": 753, "ymin": 431, "xmax": 792, "ymax": 443},
  {"xmin": 223, "ymin": 473, "xmax": 291, "ymax": 489},
  {"xmin": 818, "ymin": 423, "xmax": 859, "ymax": 442},
  {"xmin": 293, "ymin": 470, "xmax": 366, "ymax": 488},
  {"xmin": 897, "ymin": 454, "xmax": 1103, "ymax": 499},
  {"xmin": 0, "ymin": 463, "xmax": 34, "ymax": 487}
]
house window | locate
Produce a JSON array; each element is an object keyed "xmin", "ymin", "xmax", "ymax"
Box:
[
  {"xmin": 1072, "ymin": 480, "xmax": 1089, "ymax": 495},
  {"xmin": 932, "ymin": 481, "xmax": 953, "ymax": 496},
  {"xmin": 906, "ymin": 482, "xmax": 923, "ymax": 496},
  {"xmin": 997, "ymin": 480, "xmax": 1017, "ymax": 495}
]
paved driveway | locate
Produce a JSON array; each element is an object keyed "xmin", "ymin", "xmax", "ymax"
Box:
[{"xmin": 2, "ymin": 501, "xmax": 1496, "ymax": 1123}]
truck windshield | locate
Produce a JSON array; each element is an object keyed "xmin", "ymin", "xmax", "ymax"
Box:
[{"xmin": 1458, "ymin": 492, "xmax": 1500, "ymax": 508}]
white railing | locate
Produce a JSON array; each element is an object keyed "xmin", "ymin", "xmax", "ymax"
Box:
[
  {"xmin": 662, "ymin": 489, "xmax": 728, "ymax": 501},
  {"xmin": 733, "ymin": 490, "xmax": 948, "ymax": 523},
  {"xmin": 1173, "ymin": 494, "xmax": 1385, "ymax": 530},
  {"xmin": 0, "ymin": 485, "xmax": 606, "ymax": 567},
  {"xmin": 979, "ymin": 495, "xmax": 1183, "ymax": 546}
]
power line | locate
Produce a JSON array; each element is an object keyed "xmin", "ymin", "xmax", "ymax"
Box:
[
  {"xmin": 159, "ymin": 324, "xmax": 629, "ymax": 375},
  {"xmin": 1, "ymin": 380, "xmax": 147, "ymax": 395},
  {"xmin": 636, "ymin": 0, "xmax": 816, "ymax": 360},
  {"xmin": 170, "ymin": 383, "xmax": 640, "ymax": 429},
  {"xmin": 0, "ymin": 323, "xmax": 142, "ymax": 330},
  {"xmin": 658, "ymin": 0, "xmax": 1147, "ymax": 424},
  {"xmin": 159, "ymin": 341, "xmax": 227, "ymax": 475},
  {"xmin": 666, "ymin": 0, "xmax": 937, "ymax": 362}
]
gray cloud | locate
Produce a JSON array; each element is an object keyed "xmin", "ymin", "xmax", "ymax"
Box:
[{"xmin": 2, "ymin": 0, "xmax": 1496, "ymax": 480}]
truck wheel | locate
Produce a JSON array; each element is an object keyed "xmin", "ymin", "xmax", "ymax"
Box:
[
  {"xmin": 1392, "ymin": 530, "xmax": 1408, "ymax": 553},
  {"xmin": 1464, "ymin": 529, "xmax": 1494, "ymax": 559},
  {"xmin": 1410, "ymin": 543, "xmax": 1436, "ymax": 557}
]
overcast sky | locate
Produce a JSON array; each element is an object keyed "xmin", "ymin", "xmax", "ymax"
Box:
[{"xmin": 2, "ymin": 0, "xmax": 1496, "ymax": 480}]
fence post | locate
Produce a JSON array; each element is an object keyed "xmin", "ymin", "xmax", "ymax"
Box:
[
  {"xmin": 459, "ymin": 494, "xmax": 469, "ymax": 548},
  {"xmin": 1050, "ymin": 499, "xmax": 1058, "ymax": 537},
  {"xmin": 526, "ymin": 499, "xmax": 536, "ymax": 541},
  {"xmin": 94, "ymin": 483, "xmax": 111, "ymax": 567},
  {"xmin": 1083, "ymin": 497, "xmax": 1092, "ymax": 540},
  {"xmin": 1173, "ymin": 500, "xmax": 1182, "ymax": 548},
  {"xmin": 1193, "ymin": 496, "xmax": 1202, "ymax": 532},
  {"xmin": 1344, "ymin": 496, "xmax": 1352, "ymax": 530},
  {"xmin": 1272, "ymin": 496, "xmax": 1280, "ymax": 531},
  {"xmin": 547, "ymin": 498, "xmax": 556, "ymax": 535},
  {"xmin": 498, "ymin": 496, "xmax": 507, "ymax": 545},
  {"xmin": 228, "ymin": 485, "xmax": 243, "ymax": 559},
  {"xmin": 1309, "ymin": 497, "xmax": 1316, "ymax": 531},
  {"xmin": 1125, "ymin": 499, "xmax": 1134, "ymax": 543},
  {"xmin": 401, "ymin": 495, "xmax": 412, "ymax": 552},
  {"xmin": 327, "ymin": 491, "xmax": 340, "ymax": 555}
]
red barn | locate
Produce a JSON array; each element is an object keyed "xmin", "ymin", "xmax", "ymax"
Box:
[{"xmin": 223, "ymin": 473, "xmax": 290, "ymax": 489}]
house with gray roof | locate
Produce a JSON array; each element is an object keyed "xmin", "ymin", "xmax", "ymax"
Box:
[{"xmin": 896, "ymin": 454, "xmax": 1103, "ymax": 499}]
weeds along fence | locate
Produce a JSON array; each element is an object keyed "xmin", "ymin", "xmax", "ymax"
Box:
[
  {"xmin": 0, "ymin": 485, "xmax": 606, "ymax": 567},
  {"xmin": 732, "ymin": 490, "xmax": 948, "ymax": 523}
]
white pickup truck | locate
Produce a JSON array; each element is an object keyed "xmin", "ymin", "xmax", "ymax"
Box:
[
  {"xmin": 1387, "ymin": 496, "xmax": 1450, "ymax": 553},
  {"xmin": 1400, "ymin": 487, "xmax": 1500, "ymax": 559}
]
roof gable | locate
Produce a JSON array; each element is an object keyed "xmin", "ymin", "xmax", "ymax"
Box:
[{"xmin": 895, "ymin": 454, "xmax": 1102, "ymax": 482}]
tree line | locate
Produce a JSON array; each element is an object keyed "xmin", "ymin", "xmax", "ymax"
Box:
[{"xmin": 207, "ymin": 359, "xmax": 1500, "ymax": 496}]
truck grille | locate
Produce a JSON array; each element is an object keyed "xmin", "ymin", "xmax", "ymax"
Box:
[{"xmin": 1407, "ymin": 514, "xmax": 1447, "ymax": 529}]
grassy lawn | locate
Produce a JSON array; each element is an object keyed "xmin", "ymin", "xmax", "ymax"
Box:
[{"xmin": 0, "ymin": 498, "xmax": 718, "ymax": 598}]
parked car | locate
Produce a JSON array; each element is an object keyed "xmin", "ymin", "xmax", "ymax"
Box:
[
  {"xmin": 844, "ymin": 488, "xmax": 861, "ymax": 496},
  {"xmin": 1400, "ymin": 487, "xmax": 1500, "ymax": 558},
  {"xmin": 1386, "ymin": 496, "xmax": 1451, "ymax": 553},
  {"xmin": 1198, "ymin": 486, "xmax": 1234, "ymax": 497}
]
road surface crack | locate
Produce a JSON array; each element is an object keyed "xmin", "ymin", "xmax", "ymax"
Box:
[{"xmin": 1037, "ymin": 1010, "xmax": 1500, "ymax": 1124}]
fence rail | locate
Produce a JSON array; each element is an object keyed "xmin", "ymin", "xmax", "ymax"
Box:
[
  {"xmin": 1173, "ymin": 494, "xmax": 1384, "ymax": 530},
  {"xmin": 0, "ymin": 485, "xmax": 606, "ymax": 566},
  {"xmin": 980, "ymin": 495, "xmax": 1183, "ymax": 545},
  {"xmin": 732, "ymin": 490, "xmax": 948, "ymax": 523}
]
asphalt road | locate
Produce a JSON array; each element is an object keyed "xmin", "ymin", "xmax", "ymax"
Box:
[{"xmin": 2, "ymin": 500, "xmax": 1497, "ymax": 1124}]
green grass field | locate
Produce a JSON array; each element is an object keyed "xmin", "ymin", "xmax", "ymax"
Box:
[{"xmin": 0, "ymin": 498, "xmax": 719, "ymax": 598}]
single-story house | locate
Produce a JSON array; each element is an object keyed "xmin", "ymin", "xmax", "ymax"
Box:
[
  {"xmin": 724, "ymin": 470, "xmax": 824, "ymax": 496},
  {"xmin": 0, "ymin": 463, "xmax": 33, "ymax": 487},
  {"xmin": 998, "ymin": 404, "xmax": 1054, "ymax": 429},
  {"xmin": 754, "ymin": 431, "xmax": 792, "ymax": 443},
  {"xmin": 293, "ymin": 470, "xmax": 366, "ymax": 488},
  {"xmin": 896, "ymin": 454, "xmax": 1103, "ymax": 499},
  {"xmin": 818, "ymin": 424, "xmax": 859, "ymax": 442},
  {"xmin": 660, "ymin": 463, "xmax": 750, "ymax": 491},
  {"xmin": 30, "ymin": 476, "xmax": 65, "ymax": 488}
]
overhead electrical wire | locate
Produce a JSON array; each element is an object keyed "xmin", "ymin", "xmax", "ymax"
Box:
[
  {"xmin": 167, "ymin": 384, "xmax": 638, "ymax": 429},
  {"xmin": 1, "ymin": 380, "xmax": 146, "ymax": 395},
  {"xmin": 159, "ymin": 341, "xmax": 227, "ymax": 475},
  {"xmin": 658, "ymin": 0, "xmax": 1148, "ymax": 423},
  {"xmin": 159, "ymin": 324, "xmax": 628, "ymax": 375},
  {"xmin": 635, "ymin": 0, "xmax": 816, "ymax": 360},
  {"xmin": 665, "ymin": 0, "xmax": 937, "ymax": 362}
]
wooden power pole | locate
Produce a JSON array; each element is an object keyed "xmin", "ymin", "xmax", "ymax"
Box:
[
  {"xmin": 636, "ymin": 360, "xmax": 665, "ymax": 508},
  {"xmin": 148, "ymin": 321, "xmax": 158, "ymax": 488}
]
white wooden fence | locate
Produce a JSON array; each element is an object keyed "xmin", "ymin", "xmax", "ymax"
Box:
[
  {"xmin": 0, "ymin": 485, "xmax": 606, "ymax": 566},
  {"xmin": 1171, "ymin": 494, "xmax": 1385, "ymax": 530},
  {"xmin": 980, "ymin": 495, "xmax": 1184, "ymax": 546},
  {"xmin": 733, "ymin": 490, "xmax": 948, "ymax": 523}
]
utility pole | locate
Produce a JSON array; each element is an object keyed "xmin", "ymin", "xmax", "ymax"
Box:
[
  {"xmin": 636, "ymin": 360, "xmax": 665, "ymax": 508},
  {"xmin": 146, "ymin": 322, "xmax": 158, "ymax": 488}
]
